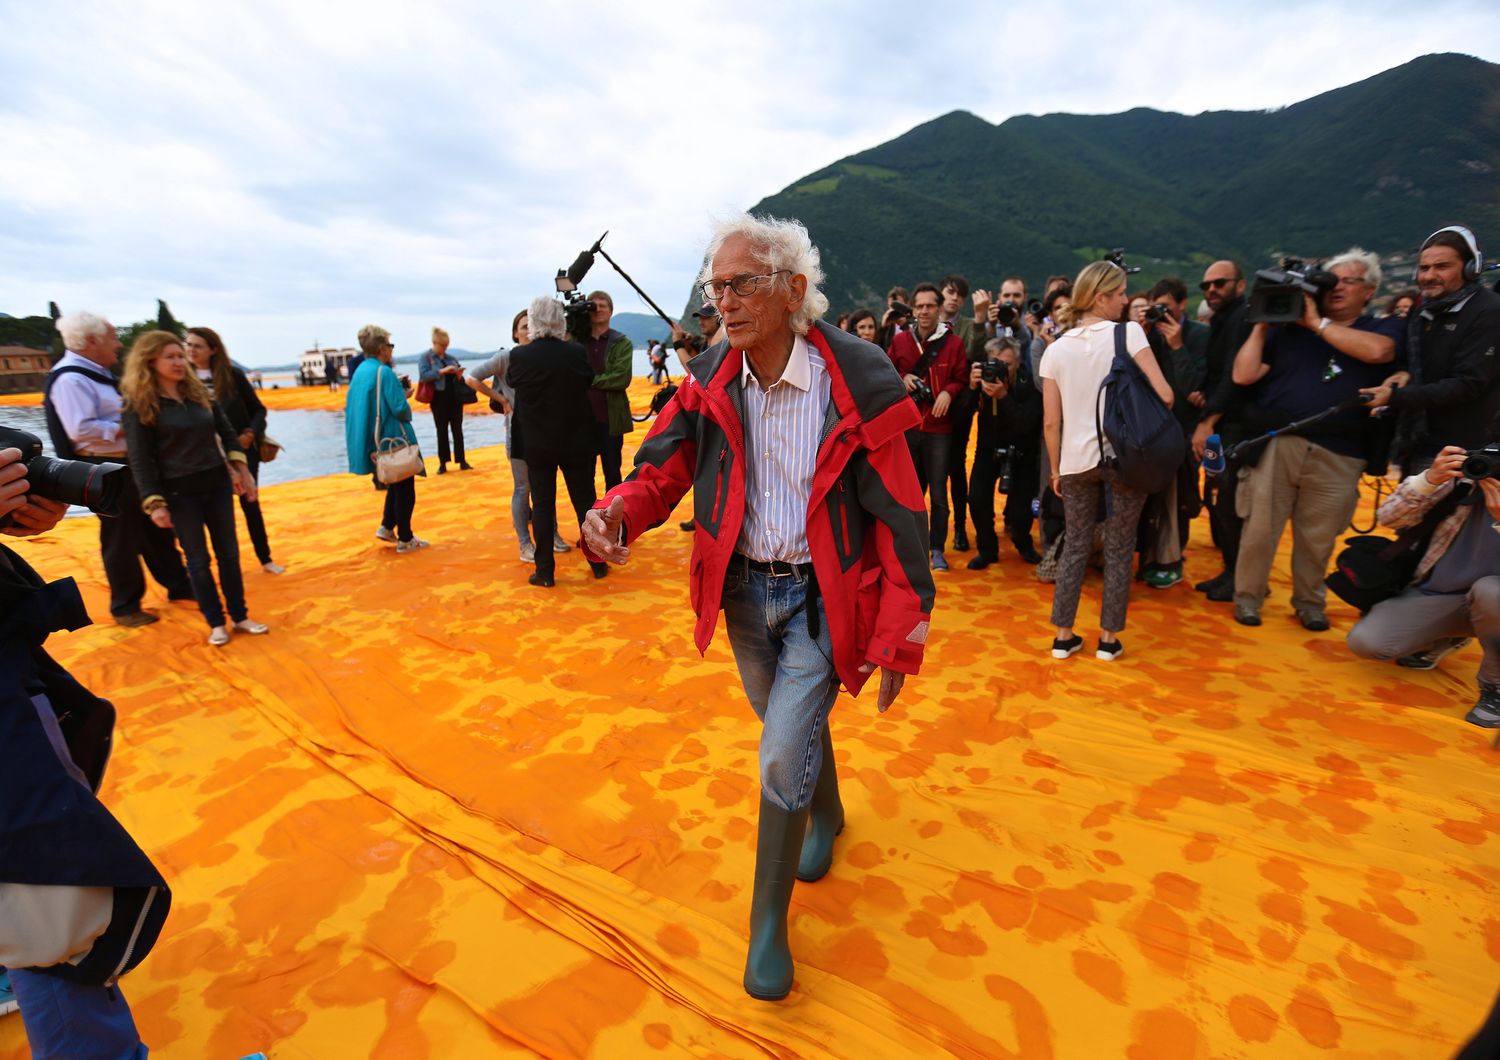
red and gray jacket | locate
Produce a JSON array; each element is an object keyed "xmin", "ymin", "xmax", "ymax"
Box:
[{"xmin": 589, "ymin": 320, "xmax": 935, "ymax": 696}]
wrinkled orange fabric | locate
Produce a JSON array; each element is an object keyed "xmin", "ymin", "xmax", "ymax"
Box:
[{"xmin": 0, "ymin": 378, "xmax": 1495, "ymax": 1058}]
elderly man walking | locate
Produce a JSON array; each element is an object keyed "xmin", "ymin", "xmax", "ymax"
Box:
[
  {"xmin": 43, "ymin": 310, "xmax": 192, "ymax": 625},
  {"xmin": 582, "ymin": 213, "xmax": 934, "ymax": 1001}
]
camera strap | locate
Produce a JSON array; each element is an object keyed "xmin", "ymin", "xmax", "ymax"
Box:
[{"xmin": 911, "ymin": 324, "xmax": 949, "ymax": 378}]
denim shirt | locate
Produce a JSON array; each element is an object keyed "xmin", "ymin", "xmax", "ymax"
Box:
[{"xmin": 418, "ymin": 349, "xmax": 461, "ymax": 392}]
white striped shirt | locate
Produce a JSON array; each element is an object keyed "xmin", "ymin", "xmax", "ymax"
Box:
[{"xmin": 737, "ymin": 335, "xmax": 830, "ymax": 564}]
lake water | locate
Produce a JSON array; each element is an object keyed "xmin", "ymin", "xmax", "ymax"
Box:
[{"xmin": 2, "ymin": 404, "xmax": 511, "ymax": 494}]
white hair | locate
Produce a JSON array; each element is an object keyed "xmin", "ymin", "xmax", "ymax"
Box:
[
  {"xmin": 528, "ymin": 295, "xmax": 567, "ymax": 340},
  {"xmin": 696, "ymin": 212, "xmax": 829, "ymax": 335},
  {"xmin": 1326, "ymin": 246, "xmax": 1382, "ymax": 289},
  {"xmin": 57, "ymin": 310, "xmax": 112, "ymax": 351}
]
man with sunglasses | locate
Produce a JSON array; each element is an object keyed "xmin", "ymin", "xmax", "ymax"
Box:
[
  {"xmin": 1190, "ymin": 261, "xmax": 1255, "ymax": 601},
  {"xmin": 582, "ymin": 213, "xmax": 933, "ymax": 1003}
]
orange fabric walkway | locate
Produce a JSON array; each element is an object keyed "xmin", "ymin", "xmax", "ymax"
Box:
[{"xmin": 0, "ymin": 424, "xmax": 1495, "ymax": 1058}]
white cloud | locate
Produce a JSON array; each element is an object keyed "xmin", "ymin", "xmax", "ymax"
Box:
[{"xmin": 1, "ymin": 0, "xmax": 1496, "ymax": 364}]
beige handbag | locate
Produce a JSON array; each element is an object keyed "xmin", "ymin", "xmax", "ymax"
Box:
[{"xmin": 371, "ymin": 366, "xmax": 422, "ymax": 484}]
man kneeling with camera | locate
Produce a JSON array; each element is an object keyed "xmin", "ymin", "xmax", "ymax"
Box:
[{"xmin": 1347, "ymin": 443, "xmax": 1500, "ymax": 728}]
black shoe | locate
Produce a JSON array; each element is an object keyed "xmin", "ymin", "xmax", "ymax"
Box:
[
  {"xmin": 1297, "ymin": 609, "xmax": 1330, "ymax": 632},
  {"xmin": 1234, "ymin": 605, "xmax": 1262, "ymax": 627},
  {"xmin": 966, "ymin": 554, "xmax": 998, "ymax": 571},
  {"xmin": 1465, "ymin": 683, "xmax": 1500, "ymax": 728},
  {"xmin": 679, "ymin": 520, "xmax": 695, "ymax": 532},
  {"xmin": 1051, "ymin": 634, "xmax": 1084, "ymax": 659},
  {"xmin": 527, "ymin": 572, "xmax": 555, "ymax": 587},
  {"xmin": 744, "ymin": 794, "xmax": 809, "ymax": 1001},
  {"xmin": 1011, "ymin": 537, "xmax": 1042, "ymax": 564},
  {"xmin": 1397, "ymin": 637, "xmax": 1471, "ymax": 670},
  {"xmin": 436, "ymin": 464, "xmax": 448, "ymax": 475},
  {"xmin": 1096, "ymin": 638, "xmax": 1124, "ymax": 661},
  {"xmin": 1194, "ymin": 571, "xmax": 1228, "ymax": 593},
  {"xmin": 1205, "ymin": 577, "xmax": 1235, "ymax": 603},
  {"xmin": 797, "ymin": 726, "xmax": 844, "ymax": 882},
  {"xmin": 114, "ymin": 610, "xmax": 159, "ymax": 627},
  {"xmin": 589, "ymin": 561, "xmax": 609, "ymax": 579},
  {"xmin": 952, "ymin": 530, "xmax": 970, "ymax": 552},
  {"xmin": 458, "ymin": 462, "xmax": 474, "ymax": 471}
]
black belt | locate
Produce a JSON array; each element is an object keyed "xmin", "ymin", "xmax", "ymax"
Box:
[{"xmin": 735, "ymin": 554, "xmax": 814, "ymax": 579}]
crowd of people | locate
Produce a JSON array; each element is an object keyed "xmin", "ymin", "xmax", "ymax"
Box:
[{"xmin": 4, "ymin": 213, "xmax": 1498, "ymax": 1051}]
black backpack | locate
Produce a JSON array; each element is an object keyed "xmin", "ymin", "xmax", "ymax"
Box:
[{"xmin": 1094, "ymin": 324, "xmax": 1184, "ymax": 494}]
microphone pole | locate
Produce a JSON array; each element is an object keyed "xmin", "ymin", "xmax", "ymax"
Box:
[
  {"xmin": 1225, "ymin": 391, "xmax": 1378, "ymax": 463},
  {"xmin": 589, "ymin": 232, "xmax": 679, "ymax": 330}
]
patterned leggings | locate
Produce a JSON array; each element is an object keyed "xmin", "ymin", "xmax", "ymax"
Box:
[{"xmin": 1050, "ymin": 464, "xmax": 1147, "ymax": 633}]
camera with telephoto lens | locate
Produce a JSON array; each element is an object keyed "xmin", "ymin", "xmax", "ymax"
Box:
[
  {"xmin": 1027, "ymin": 298, "xmax": 1044, "ymax": 318},
  {"xmin": 994, "ymin": 303, "xmax": 1022, "ymax": 329},
  {"xmin": 0, "ymin": 426, "xmax": 125, "ymax": 524},
  {"xmin": 981, "ymin": 358, "xmax": 1008, "ymax": 385},
  {"xmin": 1143, "ymin": 302, "xmax": 1173, "ymax": 324},
  {"xmin": 993, "ymin": 445, "xmax": 1015, "ymax": 494},
  {"xmin": 909, "ymin": 379, "xmax": 934, "ymax": 405},
  {"xmin": 887, "ymin": 301, "xmax": 913, "ymax": 322},
  {"xmin": 1247, "ymin": 257, "xmax": 1338, "ymax": 325},
  {"xmin": 1462, "ymin": 443, "xmax": 1500, "ymax": 481}
]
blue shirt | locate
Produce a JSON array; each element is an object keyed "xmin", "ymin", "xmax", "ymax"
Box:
[
  {"xmin": 737, "ymin": 335, "xmax": 830, "ymax": 564},
  {"xmin": 47, "ymin": 352, "xmax": 123, "ymax": 453},
  {"xmin": 1250, "ymin": 314, "xmax": 1405, "ymax": 460}
]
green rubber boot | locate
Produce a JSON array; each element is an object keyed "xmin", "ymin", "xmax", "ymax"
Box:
[
  {"xmin": 797, "ymin": 725, "xmax": 845, "ymax": 882},
  {"xmin": 743, "ymin": 794, "xmax": 810, "ymax": 1001}
]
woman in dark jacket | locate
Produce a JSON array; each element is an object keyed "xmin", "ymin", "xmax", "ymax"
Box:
[
  {"xmin": 418, "ymin": 326, "xmax": 471, "ymax": 474},
  {"xmin": 184, "ymin": 326, "xmax": 283, "ymax": 573},
  {"xmin": 121, "ymin": 331, "xmax": 267, "ymax": 647}
]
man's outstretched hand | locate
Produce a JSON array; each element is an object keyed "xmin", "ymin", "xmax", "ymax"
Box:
[
  {"xmin": 581, "ymin": 495, "xmax": 630, "ymax": 564},
  {"xmin": 858, "ymin": 662, "xmax": 906, "ymax": 713}
]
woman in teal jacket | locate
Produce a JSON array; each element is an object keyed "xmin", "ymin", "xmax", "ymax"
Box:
[{"xmin": 345, "ymin": 324, "xmax": 429, "ymax": 553}]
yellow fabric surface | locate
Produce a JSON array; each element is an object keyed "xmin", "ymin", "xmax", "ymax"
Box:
[{"xmin": 0, "ymin": 426, "xmax": 1495, "ymax": 1058}]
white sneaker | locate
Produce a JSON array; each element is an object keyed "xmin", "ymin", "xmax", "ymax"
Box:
[
  {"xmin": 519, "ymin": 542, "xmax": 536, "ymax": 563},
  {"xmin": 375, "ymin": 525, "xmax": 397, "ymax": 544},
  {"xmin": 552, "ymin": 534, "xmax": 571, "ymax": 553},
  {"xmin": 232, "ymin": 619, "xmax": 269, "ymax": 635},
  {"xmin": 396, "ymin": 537, "xmax": 431, "ymax": 554},
  {"xmin": 261, "ymin": 562, "xmax": 286, "ymax": 574},
  {"xmin": 208, "ymin": 626, "xmax": 230, "ymax": 647}
]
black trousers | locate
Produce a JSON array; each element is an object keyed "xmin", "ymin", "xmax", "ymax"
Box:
[
  {"xmin": 431, "ymin": 389, "xmax": 466, "ymax": 466},
  {"xmin": 969, "ymin": 442, "xmax": 1039, "ymax": 558},
  {"xmin": 906, "ymin": 429, "xmax": 950, "ymax": 550},
  {"xmin": 595, "ymin": 422, "xmax": 624, "ymax": 492},
  {"xmin": 527, "ymin": 454, "xmax": 596, "ymax": 578},
  {"xmin": 946, "ymin": 403, "xmax": 976, "ymax": 537},
  {"xmin": 239, "ymin": 448, "xmax": 273, "ymax": 565},
  {"xmin": 98, "ymin": 466, "xmax": 191, "ymax": 616},
  {"xmin": 380, "ymin": 477, "xmax": 417, "ymax": 541},
  {"xmin": 1204, "ymin": 460, "xmax": 1243, "ymax": 574}
]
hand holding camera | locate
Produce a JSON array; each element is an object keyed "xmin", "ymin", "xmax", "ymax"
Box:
[{"xmin": 0, "ymin": 448, "xmax": 67, "ymax": 536}]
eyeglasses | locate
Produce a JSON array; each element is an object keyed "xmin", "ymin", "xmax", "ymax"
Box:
[
  {"xmin": 1198, "ymin": 278, "xmax": 1236, "ymax": 291},
  {"xmin": 701, "ymin": 270, "xmax": 790, "ymax": 302},
  {"xmin": 1335, "ymin": 276, "xmax": 1371, "ymax": 287}
]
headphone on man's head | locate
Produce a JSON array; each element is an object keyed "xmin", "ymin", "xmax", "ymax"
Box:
[{"xmin": 1418, "ymin": 224, "xmax": 1483, "ymax": 282}]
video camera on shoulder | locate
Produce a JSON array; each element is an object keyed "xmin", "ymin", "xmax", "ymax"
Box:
[
  {"xmin": 1463, "ymin": 443, "xmax": 1500, "ymax": 481},
  {"xmin": 1247, "ymin": 258, "xmax": 1338, "ymax": 324},
  {"xmin": 0, "ymin": 426, "xmax": 124, "ymax": 525}
]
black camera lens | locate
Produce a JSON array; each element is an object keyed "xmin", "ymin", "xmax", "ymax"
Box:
[
  {"xmin": 995, "ymin": 304, "xmax": 1020, "ymax": 328},
  {"xmin": 981, "ymin": 359, "xmax": 1007, "ymax": 384},
  {"xmin": 1461, "ymin": 445, "xmax": 1500, "ymax": 481},
  {"xmin": 27, "ymin": 455, "xmax": 125, "ymax": 518},
  {"xmin": 1143, "ymin": 303, "xmax": 1171, "ymax": 323},
  {"xmin": 1026, "ymin": 299, "xmax": 1043, "ymax": 317}
]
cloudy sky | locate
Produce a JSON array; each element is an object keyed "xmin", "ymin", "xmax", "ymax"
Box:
[{"xmin": 3, "ymin": 1, "xmax": 1497, "ymax": 366}]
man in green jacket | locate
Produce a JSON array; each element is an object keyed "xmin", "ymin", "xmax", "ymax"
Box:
[{"xmin": 584, "ymin": 290, "xmax": 636, "ymax": 490}]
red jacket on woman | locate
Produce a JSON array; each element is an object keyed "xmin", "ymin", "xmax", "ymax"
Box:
[{"xmin": 588, "ymin": 321, "xmax": 935, "ymax": 695}]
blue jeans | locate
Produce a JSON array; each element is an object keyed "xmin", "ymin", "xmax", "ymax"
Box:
[
  {"xmin": 721, "ymin": 561, "xmax": 838, "ymax": 812},
  {"xmin": 7, "ymin": 968, "xmax": 147, "ymax": 1059},
  {"xmin": 509, "ymin": 455, "xmax": 532, "ymax": 545},
  {"xmin": 168, "ymin": 484, "xmax": 246, "ymax": 629}
]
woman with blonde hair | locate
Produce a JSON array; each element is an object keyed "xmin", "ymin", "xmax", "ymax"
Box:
[
  {"xmin": 346, "ymin": 324, "xmax": 428, "ymax": 552},
  {"xmin": 183, "ymin": 326, "xmax": 283, "ymax": 573},
  {"xmin": 418, "ymin": 325, "xmax": 471, "ymax": 473},
  {"xmin": 1038, "ymin": 260, "xmax": 1173, "ymax": 661},
  {"xmin": 121, "ymin": 330, "xmax": 267, "ymax": 646}
]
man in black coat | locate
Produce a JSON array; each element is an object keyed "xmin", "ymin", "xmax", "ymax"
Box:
[
  {"xmin": 507, "ymin": 296, "xmax": 606, "ymax": 586},
  {"xmin": 1364, "ymin": 225, "xmax": 1500, "ymax": 472}
]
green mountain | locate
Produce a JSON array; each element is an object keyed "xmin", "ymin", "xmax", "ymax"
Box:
[{"xmin": 735, "ymin": 53, "xmax": 1500, "ymax": 313}]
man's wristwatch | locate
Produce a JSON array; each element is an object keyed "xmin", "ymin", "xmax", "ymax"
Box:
[{"xmin": 1317, "ymin": 317, "xmax": 1332, "ymax": 335}]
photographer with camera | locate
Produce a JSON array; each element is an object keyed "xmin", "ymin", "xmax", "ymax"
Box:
[
  {"xmin": 1229, "ymin": 248, "xmax": 1402, "ymax": 630},
  {"xmin": 965, "ymin": 336, "xmax": 1043, "ymax": 569},
  {"xmin": 887, "ymin": 283, "xmax": 969, "ymax": 571},
  {"xmin": 1363, "ymin": 226, "xmax": 1500, "ymax": 472},
  {"xmin": 43, "ymin": 311, "xmax": 194, "ymax": 627},
  {"xmin": 877, "ymin": 286, "xmax": 912, "ymax": 352},
  {"xmin": 1135, "ymin": 278, "xmax": 1209, "ymax": 588},
  {"xmin": 0, "ymin": 442, "xmax": 171, "ymax": 1056},
  {"xmin": 1346, "ymin": 444, "xmax": 1500, "ymax": 728},
  {"xmin": 583, "ymin": 292, "xmax": 636, "ymax": 491}
]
